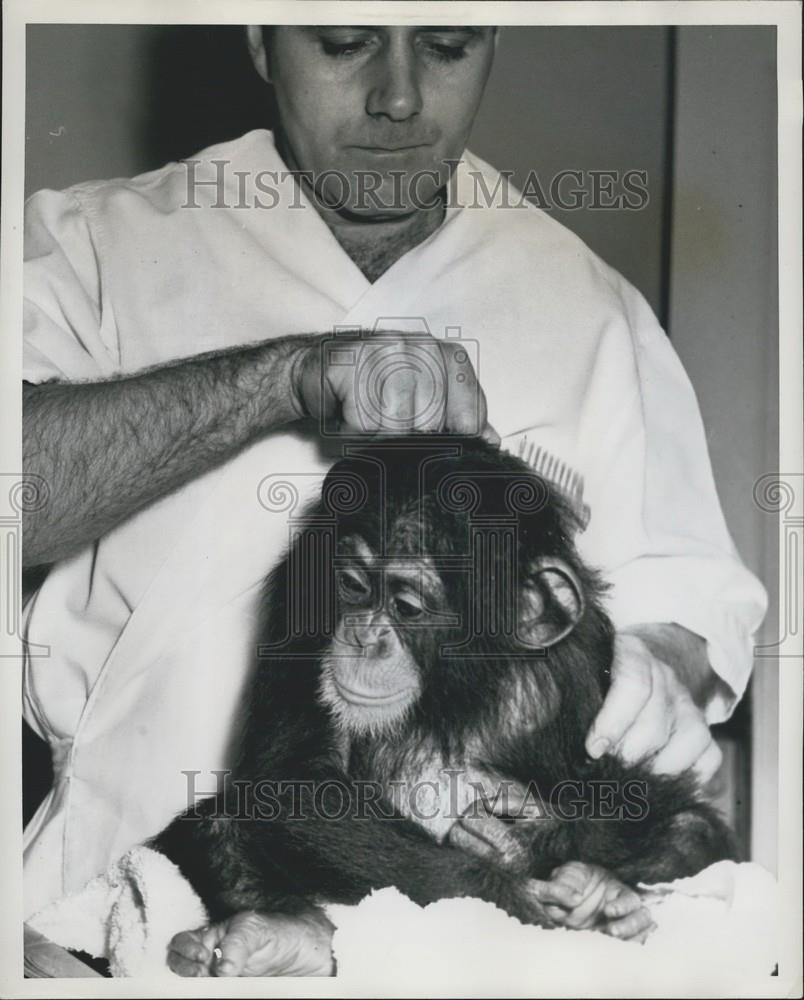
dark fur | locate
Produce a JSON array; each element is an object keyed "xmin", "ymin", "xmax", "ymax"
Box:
[{"xmin": 153, "ymin": 437, "xmax": 735, "ymax": 925}]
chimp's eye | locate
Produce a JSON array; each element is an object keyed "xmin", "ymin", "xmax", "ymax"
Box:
[
  {"xmin": 393, "ymin": 595, "xmax": 424, "ymax": 621},
  {"xmin": 338, "ymin": 570, "xmax": 370, "ymax": 603}
]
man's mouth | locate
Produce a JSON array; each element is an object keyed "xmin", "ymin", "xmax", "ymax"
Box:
[{"xmin": 350, "ymin": 144, "xmax": 430, "ymax": 154}]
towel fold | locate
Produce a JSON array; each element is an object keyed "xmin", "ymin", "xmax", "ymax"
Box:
[{"xmin": 27, "ymin": 846, "xmax": 207, "ymax": 977}]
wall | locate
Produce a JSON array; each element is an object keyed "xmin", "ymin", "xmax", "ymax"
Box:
[
  {"xmin": 469, "ymin": 26, "xmax": 671, "ymax": 318},
  {"xmin": 25, "ymin": 26, "xmax": 272, "ymax": 192},
  {"xmin": 669, "ymin": 26, "xmax": 779, "ymax": 871}
]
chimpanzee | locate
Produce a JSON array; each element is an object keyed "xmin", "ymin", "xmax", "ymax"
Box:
[{"xmin": 153, "ymin": 436, "xmax": 734, "ymax": 942}]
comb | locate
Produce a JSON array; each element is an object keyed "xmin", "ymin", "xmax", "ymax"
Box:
[{"xmin": 507, "ymin": 436, "xmax": 591, "ymax": 531}]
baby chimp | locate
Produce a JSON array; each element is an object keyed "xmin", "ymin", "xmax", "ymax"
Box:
[{"xmin": 154, "ymin": 437, "xmax": 734, "ymax": 943}]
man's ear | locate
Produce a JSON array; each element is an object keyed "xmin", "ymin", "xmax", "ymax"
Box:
[
  {"xmin": 245, "ymin": 25, "xmax": 271, "ymax": 83},
  {"xmin": 517, "ymin": 556, "xmax": 585, "ymax": 649}
]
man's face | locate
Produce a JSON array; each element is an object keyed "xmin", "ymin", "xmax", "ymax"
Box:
[{"xmin": 260, "ymin": 26, "xmax": 496, "ymax": 218}]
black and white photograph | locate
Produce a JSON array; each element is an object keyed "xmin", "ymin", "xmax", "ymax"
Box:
[{"xmin": 1, "ymin": 1, "xmax": 801, "ymax": 995}]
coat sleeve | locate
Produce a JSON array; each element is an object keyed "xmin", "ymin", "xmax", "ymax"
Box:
[
  {"xmin": 575, "ymin": 272, "xmax": 767, "ymax": 725},
  {"xmin": 24, "ymin": 187, "xmax": 117, "ymax": 384}
]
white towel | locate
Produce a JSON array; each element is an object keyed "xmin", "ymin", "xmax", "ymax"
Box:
[
  {"xmin": 327, "ymin": 862, "xmax": 779, "ymax": 993},
  {"xmin": 28, "ymin": 848, "xmax": 779, "ymax": 985},
  {"xmin": 27, "ymin": 846, "xmax": 207, "ymax": 977}
]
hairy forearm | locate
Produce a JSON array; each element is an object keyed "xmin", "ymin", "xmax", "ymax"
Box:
[
  {"xmin": 22, "ymin": 336, "xmax": 314, "ymax": 567},
  {"xmin": 620, "ymin": 622, "xmax": 722, "ymax": 710}
]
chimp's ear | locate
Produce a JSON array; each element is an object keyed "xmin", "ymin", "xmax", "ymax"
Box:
[{"xmin": 517, "ymin": 557, "xmax": 585, "ymax": 648}]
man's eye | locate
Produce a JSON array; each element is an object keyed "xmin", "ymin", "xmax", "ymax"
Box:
[
  {"xmin": 338, "ymin": 572, "xmax": 370, "ymax": 601},
  {"xmin": 320, "ymin": 38, "xmax": 371, "ymax": 58},
  {"xmin": 424, "ymin": 42, "xmax": 468, "ymax": 63},
  {"xmin": 393, "ymin": 596, "xmax": 424, "ymax": 620}
]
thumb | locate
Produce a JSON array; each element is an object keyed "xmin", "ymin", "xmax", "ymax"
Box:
[
  {"xmin": 480, "ymin": 422, "xmax": 501, "ymax": 447},
  {"xmin": 214, "ymin": 912, "xmax": 271, "ymax": 977},
  {"xmin": 586, "ymin": 636, "xmax": 652, "ymax": 758}
]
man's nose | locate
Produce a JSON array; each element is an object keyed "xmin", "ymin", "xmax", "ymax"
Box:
[{"xmin": 365, "ymin": 45, "xmax": 423, "ymax": 121}]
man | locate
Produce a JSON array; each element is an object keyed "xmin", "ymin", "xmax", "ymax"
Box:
[{"xmin": 22, "ymin": 25, "xmax": 766, "ymax": 975}]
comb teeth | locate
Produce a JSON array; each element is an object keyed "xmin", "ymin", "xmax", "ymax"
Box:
[{"xmin": 512, "ymin": 436, "xmax": 591, "ymax": 530}]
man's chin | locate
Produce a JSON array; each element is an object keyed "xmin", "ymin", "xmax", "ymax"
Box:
[
  {"xmin": 327, "ymin": 203, "xmax": 432, "ymax": 225},
  {"xmin": 314, "ymin": 171, "xmax": 446, "ymax": 219}
]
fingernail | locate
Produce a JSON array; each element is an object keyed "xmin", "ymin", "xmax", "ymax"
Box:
[
  {"xmin": 216, "ymin": 959, "xmax": 235, "ymax": 976},
  {"xmin": 588, "ymin": 738, "xmax": 609, "ymax": 758}
]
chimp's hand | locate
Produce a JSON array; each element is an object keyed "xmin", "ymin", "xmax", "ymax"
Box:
[{"xmin": 167, "ymin": 909, "xmax": 335, "ymax": 977}]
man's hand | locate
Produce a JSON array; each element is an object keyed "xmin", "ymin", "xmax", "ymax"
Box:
[
  {"xmin": 585, "ymin": 624, "xmax": 723, "ymax": 782},
  {"xmin": 291, "ymin": 330, "xmax": 499, "ymax": 443},
  {"xmin": 167, "ymin": 909, "xmax": 335, "ymax": 977},
  {"xmin": 23, "ymin": 327, "xmax": 498, "ymax": 568}
]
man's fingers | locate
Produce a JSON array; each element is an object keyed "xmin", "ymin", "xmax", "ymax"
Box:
[
  {"xmin": 444, "ymin": 352, "xmax": 487, "ymax": 436},
  {"xmin": 651, "ymin": 730, "xmax": 723, "ymax": 783},
  {"xmin": 296, "ymin": 331, "xmax": 496, "ymax": 441},
  {"xmin": 378, "ymin": 372, "xmax": 418, "ymax": 433},
  {"xmin": 650, "ymin": 711, "xmax": 717, "ymax": 777},
  {"xmin": 608, "ymin": 680, "xmax": 673, "ymax": 765},
  {"xmin": 586, "ymin": 637, "xmax": 653, "ymax": 757},
  {"xmin": 586, "ymin": 636, "xmax": 717, "ymax": 777},
  {"xmin": 324, "ymin": 333, "xmax": 491, "ymax": 437},
  {"xmin": 691, "ymin": 738, "xmax": 724, "ymax": 783},
  {"xmin": 480, "ymin": 423, "xmax": 501, "ymax": 447}
]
